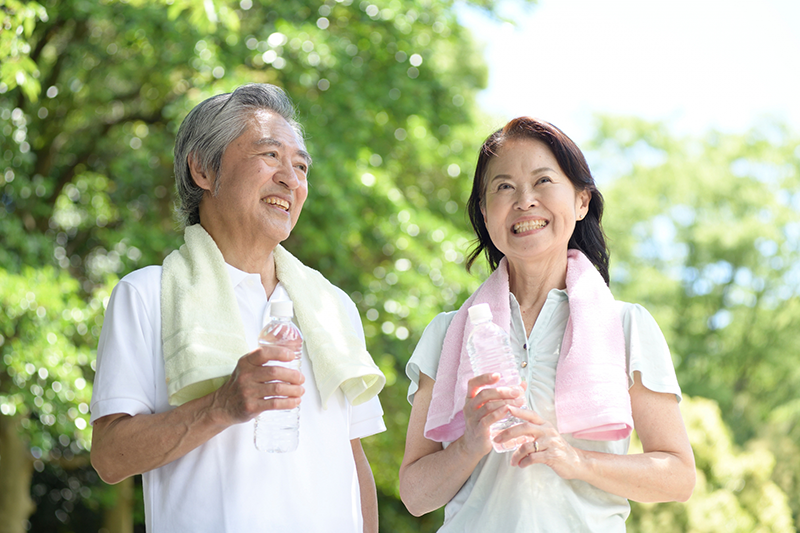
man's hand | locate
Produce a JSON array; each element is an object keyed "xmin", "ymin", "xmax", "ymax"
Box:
[
  {"xmin": 210, "ymin": 345, "xmax": 306, "ymax": 425},
  {"xmin": 91, "ymin": 346, "xmax": 305, "ymax": 484}
]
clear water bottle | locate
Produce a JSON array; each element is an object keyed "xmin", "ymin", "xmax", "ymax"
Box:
[
  {"xmin": 254, "ymin": 300, "xmax": 304, "ymax": 453},
  {"xmin": 466, "ymin": 303, "xmax": 528, "ymax": 453}
]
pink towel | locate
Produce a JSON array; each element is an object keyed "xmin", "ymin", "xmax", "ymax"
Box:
[{"xmin": 424, "ymin": 250, "xmax": 633, "ymax": 442}]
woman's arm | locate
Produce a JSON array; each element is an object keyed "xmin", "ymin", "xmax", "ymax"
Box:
[
  {"xmin": 398, "ymin": 372, "xmax": 525, "ymax": 516},
  {"xmin": 502, "ymin": 371, "xmax": 696, "ymax": 502}
]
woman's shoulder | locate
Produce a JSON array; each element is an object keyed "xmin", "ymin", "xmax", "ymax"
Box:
[
  {"xmin": 614, "ymin": 300, "xmax": 681, "ymax": 398},
  {"xmin": 422, "ymin": 310, "xmax": 459, "ymax": 339},
  {"xmin": 614, "ymin": 301, "xmax": 664, "ymax": 336},
  {"xmin": 413, "ymin": 311, "xmax": 459, "ymax": 365},
  {"xmin": 405, "ymin": 311, "xmax": 458, "ymax": 403}
]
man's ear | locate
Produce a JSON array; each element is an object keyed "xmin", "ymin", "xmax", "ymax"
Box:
[{"xmin": 188, "ymin": 153, "xmax": 213, "ymax": 192}]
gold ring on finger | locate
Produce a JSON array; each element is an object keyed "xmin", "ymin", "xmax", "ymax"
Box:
[{"xmin": 533, "ymin": 440, "xmax": 539, "ymax": 453}]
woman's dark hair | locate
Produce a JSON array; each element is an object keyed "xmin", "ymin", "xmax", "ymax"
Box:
[{"xmin": 465, "ymin": 117, "xmax": 610, "ymax": 284}]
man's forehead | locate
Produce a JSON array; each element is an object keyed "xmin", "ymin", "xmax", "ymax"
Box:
[{"xmin": 244, "ymin": 110, "xmax": 310, "ymax": 160}]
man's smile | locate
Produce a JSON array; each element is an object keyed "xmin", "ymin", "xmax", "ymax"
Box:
[{"xmin": 262, "ymin": 196, "xmax": 290, "ymax": 212}]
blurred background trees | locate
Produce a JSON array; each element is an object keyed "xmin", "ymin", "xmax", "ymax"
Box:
[{"xmin": 2, "ymin": 0, "xmax": 798, "ymax": 531}]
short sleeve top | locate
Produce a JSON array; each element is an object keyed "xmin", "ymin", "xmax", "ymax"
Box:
[{"xmin": 405, "ymin": 288, "xmax": 681, "ymax": 533}]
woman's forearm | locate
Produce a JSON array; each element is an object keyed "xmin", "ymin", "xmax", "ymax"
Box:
[
  {"xmin": 399, "ymin": 436, "xmax": 484, "ymax": 516},
  {"xmin": 574, "ymin": 447, "xmax": 695, "ymax": 502},
  {"xmin": 506, "ymin": 376, "xmax": 696, "ymax": 503}
]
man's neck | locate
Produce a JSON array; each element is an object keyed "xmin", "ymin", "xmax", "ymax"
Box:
[{"xmin": 199, "ymin": 222, "xmax": 281, "ymax": 296}]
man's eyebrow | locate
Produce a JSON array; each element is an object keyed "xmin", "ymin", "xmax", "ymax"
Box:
[{"xmin": 254, "ymin": 137, "xmax": 312, "ymax": 166}]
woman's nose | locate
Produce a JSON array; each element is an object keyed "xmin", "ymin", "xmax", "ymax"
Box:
[{"xmin": 514, "ymin": 186, "xmax": 538, "ymax": 209}]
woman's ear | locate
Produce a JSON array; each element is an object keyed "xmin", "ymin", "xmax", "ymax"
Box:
[
  {"xmin": 188, "ymin": 153, "xmax": 213, "ymax": 192},
  {"xmin": 576, "ymin": 189, "xmax": 591, "ymax": 220}
]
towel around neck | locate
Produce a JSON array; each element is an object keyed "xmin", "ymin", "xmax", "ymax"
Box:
[
  {"xmin": 161, "ymin": 224, "xmax": 385, "ymax": 408},
  {"xmin": 424, "ymin": 250, "xmax": 633, "ymax": 442}
]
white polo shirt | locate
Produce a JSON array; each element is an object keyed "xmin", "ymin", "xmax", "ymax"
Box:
[{"xmin": 91, "ymin": 264, "xmax": 385, "ymax": 533}]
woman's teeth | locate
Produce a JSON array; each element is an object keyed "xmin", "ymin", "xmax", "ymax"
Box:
[{"xmin": 513, "ymin": 219, "xmax": 548, "ymax": 233}]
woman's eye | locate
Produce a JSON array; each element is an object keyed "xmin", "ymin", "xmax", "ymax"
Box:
[{"xmin": 497, "ymin": 183, "xmax": 512, "ymax": 190}]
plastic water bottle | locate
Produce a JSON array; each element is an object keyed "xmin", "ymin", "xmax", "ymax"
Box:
[
  {"xmin": 466, "ymin": 303, "xmax": 527, "ymax": 453},
  {"xmin": 254, "ymin": 300, "xmax": 303, "ymax": 453}
]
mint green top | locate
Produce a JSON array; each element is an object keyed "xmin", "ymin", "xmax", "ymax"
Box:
[{"xmin": 406, "ymin": 289, "xmax": 681, "ymax": 532}]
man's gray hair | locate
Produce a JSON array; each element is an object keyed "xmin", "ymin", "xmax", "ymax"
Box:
[{"xmin": 173, "ymin": 83, "xmax": 305, "ymax": 226}]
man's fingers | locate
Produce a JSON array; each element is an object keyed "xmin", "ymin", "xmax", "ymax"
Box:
[
  {"xmin": 250, "ymin": 345, "xmax": 298, "ymax": 364},
  {"xmin": 256, "ymin": 381, "xmax": 305, "ymax": 400},
  {"xmin": 253, "ymin": 364, "xmax": 305, "ymax": 385},
  {"xmin": 259, "ymin": 396, "xmax": 302, "ymax": 411}
]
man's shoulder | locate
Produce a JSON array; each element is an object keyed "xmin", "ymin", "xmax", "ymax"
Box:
[
  {"xmin": 116, "ymin": 265, "xmax": 163, "ymax": 296},
  {"xmin": 328, "ymin": 282, "xmax": 352, "ymax": 304}
]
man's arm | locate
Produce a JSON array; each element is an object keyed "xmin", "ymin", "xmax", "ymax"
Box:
[
  {"xmin": 351, "ymin": 438, "xmax": 378, "ymax": 533},
  {"xmin": 91, "ymin": 345, "xmax": 304, "ymax": 484}
]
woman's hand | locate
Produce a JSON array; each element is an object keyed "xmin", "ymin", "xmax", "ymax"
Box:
[
  {"xmin": 497, "ymin": 376, "xmax": 696, "ymax": 504},
  {"xmin": 400, "ymin": 373, "xmax": 525, "ymax": 516},
  {"xmin": 497, "ymin": 406, "xmax": 585, "ymax": 479},
  {"xmin": 460, "ymin": 373, "xmax": 526, "ymax": 459}
]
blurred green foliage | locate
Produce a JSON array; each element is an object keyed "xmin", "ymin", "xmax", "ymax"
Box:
[
  {"xmin": 595, "ymin": 116, "xmax": 800, "ymax": 532},
  {"xmin": 1, "ymin": 0, "xmax": 493, "ymax": 530},
  {"xmin": 2, "ymin": 0, "xmax": 800, "ymax": 532}
]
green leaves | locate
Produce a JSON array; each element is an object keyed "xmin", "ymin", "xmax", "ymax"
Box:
[
  {"xmin": 4, "ymin": 0, "xmax": 798, "ymax": 530},
  {"xmin": 0, "ymin": 0, "xmax": 47, "ymax": 102},
  {"xmin": 1, "ymin": 0, "xmax": 494, "ymax": 529},
  {"xmin": 596, "ymin": 116, "xmax": 800, "ymax": 531},
  {"xmin": 0, "ymin": 267, "xmax": 102, "ymax": 457}
]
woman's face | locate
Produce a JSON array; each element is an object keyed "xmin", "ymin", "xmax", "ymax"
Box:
[{"xmin": 481, "ymin": 138, "xmax": 590, "ymax": 266}]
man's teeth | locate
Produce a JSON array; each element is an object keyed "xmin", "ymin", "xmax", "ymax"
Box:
[
  {"xmin": 263, "ymin": 197, "xmax": 289, "ymax": 211},
  {"xmin": 513, "ymin": 220, "xmax": 548, "ymax": 233}
]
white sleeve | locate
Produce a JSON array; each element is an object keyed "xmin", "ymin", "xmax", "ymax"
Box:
[
  {"xmin": 90, "ymin": 268, "xmax": 162, "ymax": 424},
  {"xmin": 619, "ymin": 302, "xmax": 682, "ymax": 402},
  {"xmin": 405, "ymin": 311, "xmax": 457, "ymax": 405},
  {"xmin": 335, "ymin": 286, "xmax": 387, "ymax": 439}
]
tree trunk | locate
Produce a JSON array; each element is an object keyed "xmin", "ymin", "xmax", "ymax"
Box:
[
  {"xmin": 102, "ymin": 476, "xmax": 135, "ymax": 533},
  {"xmin": 0, "ymin": 415, "xmax": 35, "ymax": 533}
]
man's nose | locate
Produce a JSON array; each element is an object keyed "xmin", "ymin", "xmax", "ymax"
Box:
[{"xmin": 274, "ymin": 158, "xmax": 300, "ymax": 189}]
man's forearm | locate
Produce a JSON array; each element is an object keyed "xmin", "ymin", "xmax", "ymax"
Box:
[
  {"xmin": 91, "ymin": 392, "xmax": 230, "ymax": 484},
  {"xmin": 351, "ymin": 439, "xmax": 378, "ymax": 533}
]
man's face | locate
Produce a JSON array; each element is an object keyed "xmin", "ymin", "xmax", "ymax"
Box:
[{"xmin": 195, "ymin": 109, "xmax": 310, "ymax": 249}]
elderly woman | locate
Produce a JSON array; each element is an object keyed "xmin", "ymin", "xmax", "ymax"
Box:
[{"xmin": 399, "ymin": 118, "xmax": 695, "ymax": 531}]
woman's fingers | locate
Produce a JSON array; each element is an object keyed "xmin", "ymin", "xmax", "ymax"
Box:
[
  {"xmin": 506, "ymin": 405, "xmax": 544, "ymax": 424},
  {"xmin": 467, "ymin": 372, "xmax": 501, "ymax": 398}
]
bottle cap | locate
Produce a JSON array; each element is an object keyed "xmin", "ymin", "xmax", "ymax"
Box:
[
  {"xmin": 270, "ymin": 300, "xmax": 294, "ymax": 318},
  {"xmin": 468, "ymin": 303, "xmax": 492, "ymax": 324}
]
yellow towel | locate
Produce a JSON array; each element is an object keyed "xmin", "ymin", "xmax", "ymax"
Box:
[
  {"xmin": 161, "ymin": 225, "xmax": 385, "ymax": 408},
  {"xmin": 162, "ymin": 225, "xmax": 250, "ymax": 406},
  {"xmin": 274, "ymin": 245, "xmax": 385, "ymax": 407}
]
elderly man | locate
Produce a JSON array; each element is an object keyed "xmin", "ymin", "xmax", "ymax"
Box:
[{"xmin": 90, "ymin": 84, "xmax": 386, "ymax": 532}]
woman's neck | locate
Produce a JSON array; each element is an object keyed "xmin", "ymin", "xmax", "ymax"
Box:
[{"xmin": 507, "ymin": 254, "xmax": 568, "ymax": 336}]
